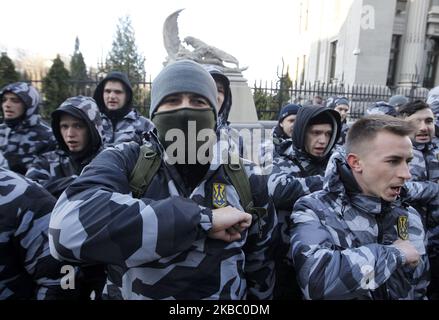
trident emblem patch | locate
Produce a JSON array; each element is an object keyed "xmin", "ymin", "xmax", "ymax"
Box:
[
  {"xmin": 397, "ymin": 216, "xmax": 409, "ymax": 240},
  {"xmin": 213, "ymin": 183, "xmax": 227, "ymax": 208}
]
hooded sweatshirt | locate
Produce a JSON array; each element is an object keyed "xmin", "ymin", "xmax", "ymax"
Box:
[
  {"xmin": 290, "ymin": 105, "xmax": 341, "ymax": 176},
  {"xmin": 0, "ymin": 82, "xmax": 57, "ymax": 174},
  {"xmin": 26, "ymin": 96, "xmax": 104, "ymax": 198},
  {"xmin": 93, "ymin": 71, "xmax": 154, "ymax": 146}
]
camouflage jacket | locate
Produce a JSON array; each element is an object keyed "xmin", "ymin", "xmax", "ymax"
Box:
[
  {"xmin": 26, "ymin": 96, "xmax": 104, "ymax": 198},
  {"xmin": 101, "ymin": 109, "xmax": 154, "ymax": 147},
  {"xmin": 407, "ymin": 141, "xmax": 439, "ymax": 257},
  {"xmin": 0, "ymin": 83, "xmax": 56, "ymax": 175},
  {"xmin": 336, "ymin": 121, "xmax": 349, "ymax": 146},
  {"xmin": 0, "ymin": 168, "xmax": 77, "ymax": 299},
  {"xmin": 409, "ymin": 141, "xmax": 439, "ymax": 183},
  {"xmin": 49, "ymin": 140, "xmax": 276, "ymax": 300},
  {"xmin": 0, "ymin": 151, "xmax": 7, "ymax": 169},
  {"xmin": 266, "ymin": 137, "xmax": 326, "ymax": 299},
  {"xmin": 289, "ymin": 151, "xmax": 429, "ymax": 300},
  {"xmin": 25, "ymin": 149, "xmax": 86, "ymax": 198}
]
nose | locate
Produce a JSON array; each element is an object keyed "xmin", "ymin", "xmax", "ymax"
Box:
[
  {"xmin": 317, "ymin": 134, "xmax": 327, "ymax": 144},
  {"xmin": 66, "ymin": 127, "xmax": 75, "ymax": 137},
  {"xmin": 419, "ymin": 121, "xmax": 427, "ymax": 131},
  {"xmin": 180, "ymin": 96, "xmax": 191, "ymax": 108},
  {"xmin": 398, "ymin": 162, "xmax": 412, "ymax": 181}
]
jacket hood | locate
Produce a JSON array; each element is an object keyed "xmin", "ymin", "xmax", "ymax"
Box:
[
  {"xmin": 292, "ymin": 105, "xmax": 341, "ymax": 160},
  {"xmin": 51, "ymin": 96, "xmax": 104, "ymax": 156},
  {"xmin": 204, "ymin": 66, "xmax": 232, "ymax": 127},
  {"xmin": 0, "ymin": 82, "xmax": 41, "ymax": 123},
  {"xmin": 93, "ymin": 71, "xmax": 133, "ymax": 113}
]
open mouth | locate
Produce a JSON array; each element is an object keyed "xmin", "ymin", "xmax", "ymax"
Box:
[{"xmin": 389, "ymin": 186, "xmax": 402, "ymax": 195}]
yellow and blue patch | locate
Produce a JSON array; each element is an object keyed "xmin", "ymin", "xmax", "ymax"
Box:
[
  {"xmin": 397, "ymin": 216, "xmax": 409, "ymax": 240},
  {"xmin": 213, "ymin": 183, "xmax": 227, "ymax": 208}
]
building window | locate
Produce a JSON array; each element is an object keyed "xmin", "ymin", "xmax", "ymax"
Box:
[
  {"xmin": 387, "ymin": 35, "xmax": 401, "ymax": 87},
  {"xmin": 424, "ymin": 38, "xmax": 439, "ymax": 88},
  {"xmin": 396, "ymin": 0, "xmax": 407, "ymax": 14},
  {"xmin": 329, "ymin": 40, "xmax": 337, "ymax": 82}
]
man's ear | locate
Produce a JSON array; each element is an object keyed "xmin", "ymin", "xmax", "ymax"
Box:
[{"xmin": 346, "ymin": 153, "xmax": 362, "ymax": 173}]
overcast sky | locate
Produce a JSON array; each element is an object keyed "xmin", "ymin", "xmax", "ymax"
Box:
[{"xmin": 0, "ymin": 0, "xmax": 298, "ymax": 83}]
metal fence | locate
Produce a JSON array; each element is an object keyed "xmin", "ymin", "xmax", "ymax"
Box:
[
  {"xmin": 29, "ymin": 79, "xmax": 431, "ymax": 121},
  {"xmin": 30, "ymin": 79, "xmax": 153, "ymax": 117},
  {"xmin": 252, "ymin": 80, "xmax": 430, "ymax": 121}
]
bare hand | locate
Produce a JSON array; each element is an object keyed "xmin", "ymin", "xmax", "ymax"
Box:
[
  {"xmin": 393, "ymin": 239, "xmax": 420, "ymax": 267},
  {"xmin": 208, "ymin": 206, "xmax": 252, "ymax": 242}
]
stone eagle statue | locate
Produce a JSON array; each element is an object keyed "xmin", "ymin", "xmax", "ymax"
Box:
[{"xmin": 163, "ymin": 9, "xmax": 247, "ymax": 73}]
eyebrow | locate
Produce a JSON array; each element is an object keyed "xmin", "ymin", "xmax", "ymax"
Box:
[{"xmin": 383, "ymin": 155, "xmax": 412, "ymax": 161}]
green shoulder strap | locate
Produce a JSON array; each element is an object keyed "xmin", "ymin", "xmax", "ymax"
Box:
[
  {"xmin": 223, "ymin": 155, "xmax": 253, "ymax": 213},
  {"xmin": 129, "ymin": 144, "xmax": 161, "ymax": 198},
  {"xmin": 223, "ymin": 154, "xmax": 267, "ymax": 238}
]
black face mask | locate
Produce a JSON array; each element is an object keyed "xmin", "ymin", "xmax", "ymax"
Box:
[{"xmin": 152, "ymin": 108, "xmax": 217, "ymax": 164}]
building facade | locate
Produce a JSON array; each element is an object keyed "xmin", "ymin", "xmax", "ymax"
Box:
[{"xmin": 290, "ymin": 0, "xmax": 439, "ymax": 89}]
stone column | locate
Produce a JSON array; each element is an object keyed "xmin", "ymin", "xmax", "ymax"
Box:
[
  {"xmin": 224, "ymin": 72, "xmax": 259, "ymax": 123},
  {"xmin": 398, "ymin": 0, "xmax": 430, "ymax": 87}
]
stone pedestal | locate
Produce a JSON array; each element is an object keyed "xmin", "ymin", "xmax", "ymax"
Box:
[{"xmin": 224, "ymin": 72, "xmax": 259, "ymax": 123}]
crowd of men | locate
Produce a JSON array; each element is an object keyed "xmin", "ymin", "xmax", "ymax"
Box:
[{"xmin": 1, "ymin": 59, "xmax": 438, "ymax": 300}]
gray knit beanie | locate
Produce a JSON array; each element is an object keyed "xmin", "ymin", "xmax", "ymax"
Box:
[{"xmin": 150, "ymin": 60, "xmax": 218, "ymax": 119}]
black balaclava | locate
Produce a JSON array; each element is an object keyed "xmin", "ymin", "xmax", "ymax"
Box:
[{"xmin": 150, "ymin": 60, "xmax": 218, "ymax": 191}]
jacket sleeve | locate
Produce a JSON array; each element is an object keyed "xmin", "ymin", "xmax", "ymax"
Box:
[
  {"xmin": 25, "ymin": 154, "xmax": 77, "ymax": 198},
  {"xmin": 404, "ymin": 180, "xmax": 439, "ymax": 203},
  {"xmin": 13, "ymin": 181, "xmax": 77, "ymax": 299},
  {"xmin": 268, "ymin": 162, "xmax": 323, "ymax": 211},
  {"xmin": 289, "ymin": 197, "xmax": 406, "ymax": 300},
  {"xmin": 49, "ymin": 142, "xmax": 213, "ymax": 268},
  {"xmin": 243, "ymin": 171, "xmax": 277, "ymax": 300}
]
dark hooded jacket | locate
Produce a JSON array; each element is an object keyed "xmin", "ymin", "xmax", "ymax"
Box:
[
  {"xmin": 267, "ymin": 105, "xmax": 340, "ymax": 299},
  {"xmin": 93, "ymin": 72, "xmax": 154, "ymax": 146},
  {"xmin": 26, "ymin": 96, "xmax": 104, "ymax": 198},
  {"xmin": 205, "ymin": 66, "xmax": 245, "ymax": 157},
  {"xmin": 0, "ymin": 82, "xmax": 57, "ymax": 174},
  {"xmin": 291, "ymin": 105, "xmax": 341, "ymax": 176}
]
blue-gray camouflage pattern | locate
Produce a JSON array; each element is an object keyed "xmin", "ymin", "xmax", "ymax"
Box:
[
  {"xmin": 0, "ymin": 151, "xmax": 7, "ymax": 169},
  {"xmin": 0, "ymin": 167, "xmax": 78, "ymax": 299},
  {"xmin": 49, "ymin": 139, "xmax": 276, "ymax": 300},
  {"xmin": 289, "ymin": 151, "xmax": 429, "ymax": 300},
  {"xmin": 337, "ymin": 122, "xmax": 349, "ymax": 146},
  {"xmin": 25, "ymin": 96, "xmax": 104, "ymax": 198},
  {"xmin": 406, "ymin": 141, "xmax": 439, "ymax": 261},
  {"xmin": 266, "ymin": 136, "xmax": 326, "ymax": 298},
  {"xmin": 101, "ymin": 109, "xmax": 154, "ymax": 147},
  {"xmin": 0, "ymin": 82, "xmax": 56, "ymax": 174}
]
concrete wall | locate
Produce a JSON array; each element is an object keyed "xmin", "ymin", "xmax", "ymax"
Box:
[{"xmin": 355, "ymin": 0, "xmax": 396, "ymax": 84}]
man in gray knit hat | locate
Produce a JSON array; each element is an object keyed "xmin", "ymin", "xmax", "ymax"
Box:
[{"xmin": 49, "ymin": 60, "xmax": 276, "ymax": 300}]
